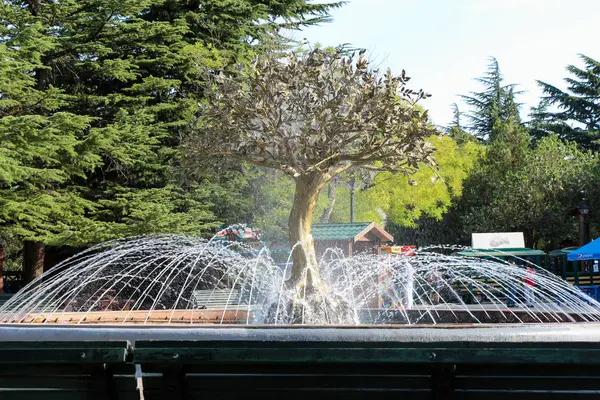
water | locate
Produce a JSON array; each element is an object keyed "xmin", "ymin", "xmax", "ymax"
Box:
[{"xmin": 1, "ymin": 235, "xmax": 599, "ymax": 325}]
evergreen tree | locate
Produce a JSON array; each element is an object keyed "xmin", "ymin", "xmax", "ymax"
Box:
[
  {"xmin": 0, "ymin": 1, "xmax": 341, "ymax": 239},
  {"xmin": 536, "ymin": 54, "xmax": 600, "ymax": 150},
  {"xmin": 447, "ymin": 103, "xmax": 473, "ymax": 144},
  {"xmin": 485, "ymin": 116, "xmax": 530, "ymax": 179},
  {"xmin": 462, "ymin": 57, "xmax": 522, "ymax": 141},
  {"xmin": 0, "ymin": 0, "xmax": 342, "ymax": 276},
  {"xmin": 0, "ymin": 11, "xmax": 98, "ymax": 243}
]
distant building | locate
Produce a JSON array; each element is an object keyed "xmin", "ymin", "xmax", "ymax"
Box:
[{"xmin": 312, "ymin": 222, "xmax": 394, "ymax": 258}]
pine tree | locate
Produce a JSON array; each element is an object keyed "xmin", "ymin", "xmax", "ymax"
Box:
[
  {"xmin": 486, "ymin": 116, "xmax": 531, "ymax": 179},
  {"xmin": 0, "ymin": 0, "xmax": 342, "ymax": 277},
  {"xmin": 447, "ymin": 103, "xmax": 473, "ymax": 144},
  {"xmin": 536, "ymin": 54, "xmax": 600, "ymax": 150},
  {"xmin": 0, "ymin": 11, "xmax": 98, "ymax": 243},
  {"xmin": 462, "ymin": 57, "xmax": 522, "ymax": 141}
]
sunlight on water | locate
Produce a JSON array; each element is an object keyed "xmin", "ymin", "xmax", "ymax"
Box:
[{"xmin": 1, "ymin": 234, "xmax": 599, "ymax": 325}]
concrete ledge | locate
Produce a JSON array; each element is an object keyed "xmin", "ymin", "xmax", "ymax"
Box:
[{"xmin": 1, "ymin": 323, "xmax": 600, "ymax": 343}]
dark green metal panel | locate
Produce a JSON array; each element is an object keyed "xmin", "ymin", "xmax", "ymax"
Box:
[
  {"xmin": 0, "ymin": 390, "xmax": 98, "ymax": 400},
  {"xmin": 455, "ymin": 248, "xmax": 546, "ymax": 258},
  {"xmin": 135, "ymin": 346, "xmax": 600, "ymax": 365},
  {"xmin": 0, "ymin": 342, "xmax": 137, "ymax": 400},
  {"xmin": 0, "ymin": 341, "xmax": 131, "ymax": 364},
  {"xmin": 136, "ymin": 340, "xmax": 600, "ymax": 399},
  {"xmin": 455, "ymin": 392, "xmax": 599, "ymax": 400},
  {"xmin": 134, "ymin": 340, "xmax": 600, "ymax": 365}
]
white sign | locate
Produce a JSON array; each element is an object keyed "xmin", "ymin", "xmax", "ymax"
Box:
[{"xmin": 472, "ymin": 232, "xmax": 525, "ymax": 249}]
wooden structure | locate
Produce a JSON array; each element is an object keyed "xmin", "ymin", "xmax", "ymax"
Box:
[{"xmin": 312, "ymin": 222, "xmax": 393, "ymax": 258}]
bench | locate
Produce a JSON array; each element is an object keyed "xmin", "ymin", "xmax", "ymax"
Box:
[
  {"xmin": 134, "ymin": 340, "xmax": 600, "ymax": 400},
  {"xmin": 192, "ymin": 289, "xmax": 249, "ymax": 310},
  {"xmin": 0, "ymin": 341, "xmax": 137, "ymax": 400}
]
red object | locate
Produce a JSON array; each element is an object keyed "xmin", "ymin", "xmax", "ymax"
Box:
[
  {"xmin": 380, "ymin": 245, "xmax": 416, "ymax": 256},
  {"xmin": 524, "ymin": 267, "xmax": 535, "ymax": 287}
]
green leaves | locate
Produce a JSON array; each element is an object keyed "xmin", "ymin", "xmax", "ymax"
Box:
[
  {"xmin": 462, "ymin": 57, "xmax": 522, "ymax": 141},
  {"xmin": 535, "ymin": 54, "xmax": 600, "ymax": 151},
  {"xmin": 317, "ymin": 135, "xmax": 481, "ymax": 228},
  {"xmin": 1, "ymin": 0, "xmax": 340, "ymax": 247}
]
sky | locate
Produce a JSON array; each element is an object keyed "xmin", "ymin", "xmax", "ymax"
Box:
[{"xmin": 290, "ymin": 0, "xmax": 600, "ymax": 127}]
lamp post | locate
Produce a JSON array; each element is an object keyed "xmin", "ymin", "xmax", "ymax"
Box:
[
  {"xmin": 349, "ymin": 176, "xmax": 356, "ymax": 223},
  {"xmin": 577, "ymin": 201, "xmax": 591, "ymax": 246},
  {"xmin": 346, "ymin": 170, "xmax": 376, "ymax": 224}
]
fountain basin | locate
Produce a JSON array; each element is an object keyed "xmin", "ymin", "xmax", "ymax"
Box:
[
  {"xmin": 2, "ymin": 324, "xmax": 600, "ymax": 398},
  {"xmin": 1, "ymin": 323, "xmax": 600, "ymax": 342},
  {"xmin": 3, "ymin": 305, "xmax": 596, "ymax": 325}
]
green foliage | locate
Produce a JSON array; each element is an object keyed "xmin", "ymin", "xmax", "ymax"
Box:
[
  {"xmin": 245, "ymin": 168, "xmax": 296, "ymax": 243},
  {"xmin": 535, "ymin": 54, "xmax": 600, "ymax": 151},
  {"xmin": 462, "ymin": 58, "xmax": 522, "ymax": 141},
  {"xmin": 447, "ymin": 103, "xmax": 474, "ymax": 145},
  {"xmin": 0, "ymin": 21, "xmax": 98, "ymax": 243},
  {"xmin": 485, "ymin": 136, "xmax": 595, "ymax": 248},
  {"xmin": 322, "ymin": 135, "xmax": 481, "ymax": 227},
  {"xmin": 447, "ymin": 122, "xmax": 594, "ymax": 249},
  {"xmin": 0, "ymin": 0, "xmax": 340, "ymax": 247},
  {"xmin": 485, "ymin": 117, "xmax": 531, "ymax": 179}
]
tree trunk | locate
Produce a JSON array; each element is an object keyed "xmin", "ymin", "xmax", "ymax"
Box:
[
  {"xmin": 288, "ymin": 173, "xmax": 327, "ymax": 289},
  {"xmin": 0, "ymin": 240, "xmax": 4, "ymax": 293},
  {"xmin": 320, "ymin": 180, "xmax": 337, "ymax": 223},
  {"xmin": 26, "ymin": 0, "xmax": 42, "ymax": 16},
  {"xmin": 24, "ymin": 241, "xmax": 45, "ymax": 283}
]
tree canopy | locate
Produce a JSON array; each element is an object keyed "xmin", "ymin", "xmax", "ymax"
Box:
[
  {"xmin": 534, "ymin": 54, "xmax": 600, "ymax": 151},
  {"xmin": 313, "ymin": 135, "xmax": 480, "ymax": 227},
  {"xmin": 462, "ymin": 57, "xmax": 521, "ymax": 141},
  {"xmin": 0, "ymin": 0, "xmax": 341, "ymax": 247},
  {"xmin": 187, "ymin": 49, "xmax": 434, "ymax": 179}
]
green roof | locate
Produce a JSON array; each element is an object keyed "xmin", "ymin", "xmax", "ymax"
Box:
[
  {"xmin": 455, "ymin": 248, "xmax": 546, "ymax": 257},
  {"xmin": 549, "ymin": 247, "xmax": 580, "ymax": 256},
  {"xmin": 312, "ymin": 223, "xmax": 372, "ymax": 241}
]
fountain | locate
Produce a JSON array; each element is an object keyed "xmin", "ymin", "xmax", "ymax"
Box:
[
  {"xmin": 2, "ymin": 234, "xmax": 600, "ymax": 398},
  {"xmin": 1, "ymin": 234, "xmax": 599, "ymax": 326}
]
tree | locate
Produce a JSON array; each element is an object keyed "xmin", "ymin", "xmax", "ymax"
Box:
[
  {"xmin": 0, "ymin": 8, "xmax": 105, "ymax": 278},
  {"xmin": 184, "ymin": 49, "xmax": 433, "ymax": 292},
  {"xmin": 439, "ymin": 113, "xmax": 531, "ymax": 245},
  {"xmin": 320, "ymin": 135, "xmax": 481, "ymax": 228},
  {"xmin": 447, "ymin": 103, "xmax": 473, "ymax": 144},
  {"xmin": 485, "ymin": 135, "xmax": 596, "ymax": 249},
  {"xmin": 462, "ymin": 57, "xmax": 521, "ymax": 141},
  {"xmin": 485, "ymin": 117, "xmax": 530, "ymax": 180},
  {"xmin": 536, "ymin": 54, "xmax": 600, "ymax": 151},
  {"xmin": 1, "ymin": 0, "xmax": 342, "ymax": 277}
]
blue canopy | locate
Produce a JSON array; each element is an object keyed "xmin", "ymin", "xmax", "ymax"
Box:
[{"xmin": 567, "ymin": 239, "xmax": 600, "ymax": 261}]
